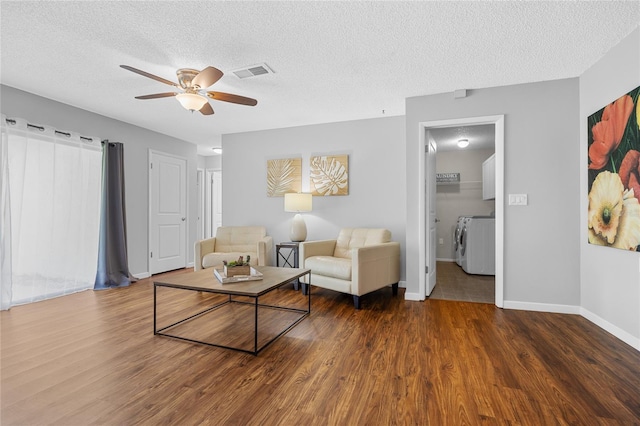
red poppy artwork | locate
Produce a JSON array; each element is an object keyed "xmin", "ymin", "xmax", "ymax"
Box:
[{"xmin": 587, "ymin": 86, "xmax": 640, "ymax": 251}]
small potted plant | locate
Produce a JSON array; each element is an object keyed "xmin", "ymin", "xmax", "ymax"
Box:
[{"xmin": 223, "ymin": 255, "xmax": 251, "ymax": 277}]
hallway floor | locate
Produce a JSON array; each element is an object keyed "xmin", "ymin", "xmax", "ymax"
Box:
[{"xmin": 430, "ymin": 260, "xmax": 495, "ymax": 304}]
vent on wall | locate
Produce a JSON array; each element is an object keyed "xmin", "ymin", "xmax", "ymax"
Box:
[{"xmin": 232, "ymin": 63, "xmax": 274, "ymax": 79}]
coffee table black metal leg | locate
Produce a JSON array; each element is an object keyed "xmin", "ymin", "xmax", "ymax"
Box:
[
  {"xmin": 307, "ymin": 272, "xmax": 311, "ymax": 313},
  {"xmin": 254, "ymin": 296, "xmax": 259, "ymax": 355},
  {"xmin": 153, "ymin": 284, "xmax": 157, "ymax": 334}
]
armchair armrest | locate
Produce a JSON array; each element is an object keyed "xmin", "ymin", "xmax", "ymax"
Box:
[
  {"xmin": 299, "ymin": 240, "xmax": 337, "ymax": 266},
  {"xmin": 194, "ymin": 237, "xmax": 216, "ymax": 271},
  {"xmin": 257, "ymin": 236, "xmax": 274, "ymax": 266},
  {"xmin": 351, "ymin": 242, "xmax": 401, "ymax": 296}
]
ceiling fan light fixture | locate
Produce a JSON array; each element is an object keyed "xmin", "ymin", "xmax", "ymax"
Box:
[
  {"xmin": 176, "ymin": 93, "xmax": 208, "ymax": 111},
  {"xmin": 457, "ymin": 138, "xmax": 470, "ymax": 148}
]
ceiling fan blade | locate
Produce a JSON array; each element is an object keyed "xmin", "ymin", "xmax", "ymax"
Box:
[
  {"xmin": 207, "ymin": 91, "xmax": 258, "ymax": 106},
  {"xmin": 192, "ymin": 66, "xmax": 224, "ymax": 89},
  {"xmin": 134, "ymin": 92, "xmax": 177, "ymax": 100},
  {"xmin": 199, "ymin": 102, "xmax": 214, "ymax": 115},
  {"xmin": 120, "ymin": 65, "xmax": 178, "ymax": 87}
]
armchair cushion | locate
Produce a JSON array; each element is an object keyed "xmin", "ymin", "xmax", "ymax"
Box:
[
  {"xmin": 305, "ymin": 255, "xmax": 352, "ymax": 281},
  {"xmin": 215, "ymin": 226, "xmax": 267, "ymax": 253},
  {"xmin": 202, "ymin": 252, "xmax": 258, "ymax": 269},
  {"xmin": 334, "ymin": 228, "xmax": 392, "ymax": 258},
  {"xmin": 194, "ymin": 226, "xmax": 273, "ymax": 271}
]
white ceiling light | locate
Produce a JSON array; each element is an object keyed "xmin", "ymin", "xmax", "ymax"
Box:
[
  {"xmin": 176, "ymin": 93, "xmax": 208, "ymax": 111},
  {"xmin": 212, "ymin": 147, "xmax": 222, "ymax": 155},
  {"xmin": 457, "ymin": 139, "xmax": 469, "ymax": 148}
]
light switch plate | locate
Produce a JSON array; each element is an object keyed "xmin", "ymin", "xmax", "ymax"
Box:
[{"xmin": 509, "ymin": 194, "xmax": 528, "ymax": 206}]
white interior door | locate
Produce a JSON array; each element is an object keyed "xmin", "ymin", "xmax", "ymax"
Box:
[
  {"xmin": 205, "ymin": 169, "xmax": 222, "ymax": 238},
  {"xmin": 426, "ymin": 135, "xmax": 437, "ymax": 295},
  {"xmin": 213, "ymin": 171, "xmax": 222, "ymax": 232},
  {"xmin": 149, "ymin": 151, "xmax": 186, "ymax": 274}
]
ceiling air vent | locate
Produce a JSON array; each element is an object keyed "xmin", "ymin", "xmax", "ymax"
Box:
[{"xmin": 232, "ymin": 63, "xmax": 274, "ymax": 79}]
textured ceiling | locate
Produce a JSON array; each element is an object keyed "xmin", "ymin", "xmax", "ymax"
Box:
[
  {"xmin": 1, "ymin": 1, "xmax": 639, "ymax": 155},
  {"xmin": 430, "ymin": 124, "xmax": 495, "ymax": 152}
]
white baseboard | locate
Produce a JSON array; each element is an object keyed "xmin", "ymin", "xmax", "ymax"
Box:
[
  {"xmin": 404, "ymin": 292, "xmax": 423, "ymax": 301},
  {"xmin": 503, "ymin": 300, "xmax": 639, "ymax": 352},
  {"xmin": 436, "ymin": 257, "xmax": 455, "ymax": 262},
  {"xmin": 580, "ymin": 307, "xmax": 640, "ymax": 351},
  {"xmin": 132, "ymin": 272, "xmax": 150, "ymax": 280},
  {"xmin": 398, "ymin": 280, "xmax": 407, "ymax": 288},
  {"xmin": 503, "ymin": 300, "xmax": 581, "ymax": 315},
  {"xmin": 187, "ymin": 262, "xmax": 194, "ymax": 268}
]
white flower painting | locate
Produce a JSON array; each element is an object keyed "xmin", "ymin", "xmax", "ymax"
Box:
[{"xmin": 310, "ymin": 155, "xmax": 349, "ymax": 196}]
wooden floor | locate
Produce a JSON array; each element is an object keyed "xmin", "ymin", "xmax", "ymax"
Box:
[{"xmin": 2, "ymin": 268, "xmax": 640, "ymax": 425}]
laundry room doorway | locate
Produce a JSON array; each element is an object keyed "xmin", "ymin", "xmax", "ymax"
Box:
[{"xmin": 418, "ymin": 115, "xmax": 504, "ymax": 307}]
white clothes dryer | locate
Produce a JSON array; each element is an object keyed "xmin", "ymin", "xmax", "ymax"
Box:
[{"xmin": 460, "ymin": 217, "xmax": 495, "ymax": 275}]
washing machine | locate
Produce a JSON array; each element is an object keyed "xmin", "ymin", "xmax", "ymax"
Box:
[
  {"xmin": 454, "ymin": 216, "xmax": 471, "ymax": 266},
  {"xmin": 460, "ymin": 217, "xmax": 495, "ymax": 275}
]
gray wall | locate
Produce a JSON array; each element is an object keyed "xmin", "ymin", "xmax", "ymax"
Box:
[
  {"xmin": 436, "ymin": 148, "xmax": 495, "ymax": 260},
  {"xmin": 406, "ymin": 78, "xmax": 581, "ymax": 306},
  {"xmin": 222, "ymin": 116, "xmax": 407, "ymax": 280},
  {"xmin": 197, "ymin": 155, "xmax": 221, "ymax": 170},
  {"xmin": 580, "ymin": 27, "xmax": 639, "ymax": 348},
  {"xmin": 1, "ymin": 85, "xmax": 199, "ymax": 277}
]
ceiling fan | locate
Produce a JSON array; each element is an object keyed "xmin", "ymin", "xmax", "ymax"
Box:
[{"xmin": 120, "ymin": 65, "xmax": 258, "ymax": 115}]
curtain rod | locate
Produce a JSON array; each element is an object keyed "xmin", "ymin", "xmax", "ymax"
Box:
[{"xmin": 4, "ymin": 118, "xmax": 95, "ymax": 143}]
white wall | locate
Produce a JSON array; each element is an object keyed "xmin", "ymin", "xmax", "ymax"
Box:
[
  {"xmin": 197, "ymin": 155, "xmax": 221, "ymax": 170},
  {"xmin": 436, "ymin": 148, "xmax": 495, "ymax": 260},
  {"xmin": 580, "ymin": 27, "xmax": 640, "ymax": 349},
  {"xmin": 222, "ymin": 116, "xmax": 407, "ymax": 280},
  {"xmin": 1, "ymin": 85, "xmax": 199, "ymax": 277},
  {"xmin": 406, "ymin": 78, "xmax": 581, "ymax": 307}
]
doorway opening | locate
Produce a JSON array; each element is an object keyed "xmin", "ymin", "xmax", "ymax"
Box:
[
  {"xmin": 430, "ymin": 124, "xmax": 496, "ymax": 303},
  {"xmin": 418, "ymin": 115, "xmax": 504, "ymax": 307}
]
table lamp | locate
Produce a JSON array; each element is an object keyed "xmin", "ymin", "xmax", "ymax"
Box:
[{"xmin": 284, "ymin": 193, "xmax": 312, "ymax": 242}]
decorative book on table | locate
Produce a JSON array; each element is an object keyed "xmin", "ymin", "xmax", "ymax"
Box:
[{"xmin": 214, "ymin": 267, "xmax": 263, "ymax": 284}]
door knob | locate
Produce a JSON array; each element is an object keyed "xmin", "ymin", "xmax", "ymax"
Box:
[{"xmin": 181, "ymin": 217, "xmax": 186, "ymax": 221}]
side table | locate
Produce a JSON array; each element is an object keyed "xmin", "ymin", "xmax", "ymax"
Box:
[{"xmin": 276, "ymin": 242, "xmax": 300, "ymax": 290}]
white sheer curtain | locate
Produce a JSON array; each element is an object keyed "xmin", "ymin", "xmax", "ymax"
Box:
[
  {"xmin": 0, "ymin": 115, "xmax": 12, "ymax": 309},
  {"xmin": 3, "ymin": 117, "xmax": 102, "ymax": 307}
]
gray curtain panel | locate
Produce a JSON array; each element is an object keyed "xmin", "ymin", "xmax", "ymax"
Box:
[{"xmin": 94, "ymin": 141, "xmax": 131, "ymax": 289}]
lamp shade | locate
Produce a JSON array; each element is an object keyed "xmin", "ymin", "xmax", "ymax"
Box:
[
  {"xmin": 176, "ymin": 93, "xmax": 208, "ymax": 111},
  {"xmin": 284, "ymin": 193, "xmax": 312, "ymax": 212}
]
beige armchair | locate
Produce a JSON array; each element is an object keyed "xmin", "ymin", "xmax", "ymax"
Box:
[
  {"xmin": 299, "ymin": 228, "xmax": 400, "ymax": 309},
  {"xmin": 194, "ymin": 226, "xmax": 273, "ymax": 271}
]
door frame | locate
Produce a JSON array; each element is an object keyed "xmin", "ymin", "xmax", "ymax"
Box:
[
  {"xmin": 418, "ymin": 115, "xmax": 504, "ymax": 307},
  {"xmin": 426, "ymin": 135, "xmax": 437, "ymax": 295},
  {"xmin": 197, "ymin": 168, "xmax": 205, "ymax": 241},
  {"xmin": 148, "ymin": 149, "xmax": 189, "ymax": 274}
]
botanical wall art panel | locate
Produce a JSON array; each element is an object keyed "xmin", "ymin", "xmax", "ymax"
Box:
[
  {"xmin": 266, "ymin": 157, "xmax": 301, "ymax": 197},
  {"xmin": 587, "ymin": 85, "xmax": 640, "ymax": 251},
  {"xmin": 310, "ymin": 154, "xmax": 349, "ymax": 196}
]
